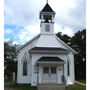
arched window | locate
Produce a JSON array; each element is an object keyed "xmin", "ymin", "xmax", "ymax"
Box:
[
  {"xmin": 21, "ymin": 52, "xmax": 29, "ymax": 76},
  {"xmin": 23, "ymin": 57, "xmax": 27, "ymax": 75},
  {"xmin": 67, "ymin": 60, "xmax": 70, "ymax": 76}
]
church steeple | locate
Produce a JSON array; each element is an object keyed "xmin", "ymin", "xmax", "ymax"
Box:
[
  {"xmin": 39, "ymin": 3, "xmax": 56, "ymax": 34},
  {"xmin": 40, "ymin": 3, "xmax": 55, "ymax": 22},
  {"xmin": 41, "ymin": 3, "xmax": 54, "ymax": 12}
]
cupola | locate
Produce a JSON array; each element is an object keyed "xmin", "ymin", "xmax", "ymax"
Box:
[{"xmin": 39, "ymin": 2, "xmax": 56, "ymax": 34}]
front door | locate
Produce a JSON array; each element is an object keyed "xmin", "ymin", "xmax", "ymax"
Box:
[{"xmin": 43, "ymin": 67, "xmax": 57, "ymax": 83}]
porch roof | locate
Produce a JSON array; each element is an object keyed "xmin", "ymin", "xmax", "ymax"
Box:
[
  {"xmin": 29, "ymin": 47, "xmax": 70, "ymax": 54},
  {"xmin": 36, "ymin": 57, "xmax": 65, "ymax": 64}
]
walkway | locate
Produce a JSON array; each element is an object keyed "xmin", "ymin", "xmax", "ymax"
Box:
[
  {"xmin": 4, "ymin": 82, "xmax": 16, "ymax": 90},
  {"xmin": 75, "ymin": 81, "xmax": 86, "ymax": 86}
]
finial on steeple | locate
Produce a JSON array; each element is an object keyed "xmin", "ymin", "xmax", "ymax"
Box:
[{"xmin": 46, "ymin": 0, "xmax": 48, "ymax": 3}]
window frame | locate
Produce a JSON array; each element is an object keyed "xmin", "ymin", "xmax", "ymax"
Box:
[
  {"xmin": 67, "ymin": 60, "xmax": 70, "ymax": 76},
  {"xmin": 45, "ymin": 25, "xmax": 50, "ymax": 32},
  {"xmin": 23, "ymin": 57, "xmax": 27, "ymax": 76},
  {"xmin": 21, "ymin": 52, "xmax": 29, "ymax": 76}
]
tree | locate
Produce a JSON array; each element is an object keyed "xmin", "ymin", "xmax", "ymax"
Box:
[
  {"xmin": 70, "ymin": 29, "xmax": 86, "ymax": 80},
  {"xmin": 56, "ymin": 29, "xmax": 86, "ymax": 80},
  {"xmin": 4, "ymin": 39, "xmax": 18, "ymax": 77},
  {"xmin": 56, "ymin": 32, "xmax": 71, "ymax": 46}
]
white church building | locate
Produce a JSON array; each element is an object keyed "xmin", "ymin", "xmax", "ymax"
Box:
[{"xmin": 17, "ymin": 2, "xmax": 76, "ymax": 87}]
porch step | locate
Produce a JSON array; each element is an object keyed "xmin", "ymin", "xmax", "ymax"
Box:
[{"xmin": 37, "ymin": 83, "xmax": 66, "ymax": 90}]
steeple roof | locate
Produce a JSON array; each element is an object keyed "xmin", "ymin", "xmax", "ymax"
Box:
[{"xmin": 41, "ymin": 3, "xmax": 54, "ymax": 12}]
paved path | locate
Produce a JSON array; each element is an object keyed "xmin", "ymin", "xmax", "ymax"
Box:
[
  {"xmin": 75, "ymin": 81, "xmax": 86, "ymax": 86},
  {"xmin": 4, "ymin": 82, "xmax": 17, "ymax": 90}
]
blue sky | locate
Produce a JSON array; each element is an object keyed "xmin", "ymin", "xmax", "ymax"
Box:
[{"xmin": 4, "ymin": 0, "xmax": 86, "ymax": 45}]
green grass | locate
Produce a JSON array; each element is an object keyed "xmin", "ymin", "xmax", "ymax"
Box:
[
  {"xmin": 4, "ymin": 79, "xmax": 12, "ymax": 82},
  {"xmin": 66, "ymin": 83, "xmax": 86, "ymax": 90},
  {"xmin": 5, "ymin": 83, "xmax": 86, "ymax": 90},
  {"xmin": 6, "ymin": 84, "xmax": 37, "ymax": 90},
  {"xmin": 5, "ymin": 79, "xmax": 17, "ymax": 84},
  {"xmin": 78, "ymin": 80, "xmax": 86, "ymax": 84}
]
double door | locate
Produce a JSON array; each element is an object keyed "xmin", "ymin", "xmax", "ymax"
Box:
[{"xmin": 43, "ymin": 67, "xmax": 57, "ymax": 83}]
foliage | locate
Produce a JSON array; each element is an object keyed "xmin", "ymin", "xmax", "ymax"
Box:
[
  {"xmin": 56, "ymin": 32, "xmax": 71, "ymax": 46},
  {"xmin": 4, "ymin": 39, "xmax": 18, "ymax": 77},
  {"xmin": 70, "ymin": 29, "xmax": 86, "ymax": 80},
  {"xmin": 56, "ymin": 29, "xmax": 86, "ymax": 80}
]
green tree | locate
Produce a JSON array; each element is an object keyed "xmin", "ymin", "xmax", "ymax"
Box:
[
  {"xmin": 56, "ymin": 32, "xmax": 71, "ymax": 46},
  {"xmin": 4, "ymin": 39, "xmax": 18, "ymax": 77},
  {"xmin": 56, "ymin": 29, "xmax": 86, "ymax": 80},
  {"xmin": 70, "ymin": 29, "xmax": 86, "ymax": 80}
]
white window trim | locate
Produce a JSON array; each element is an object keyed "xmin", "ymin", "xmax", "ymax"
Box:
[
  {"xmin": 45, "ymin": 24, "xmax": 50, "ymax": 32},
  {"xmin": 21, "ymin": 52, "xmax": 29, "ymax": 76}
]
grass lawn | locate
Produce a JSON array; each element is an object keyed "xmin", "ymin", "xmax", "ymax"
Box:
[
  {"xmin": 78, "ymin": 80, "xmax": 86, "ymax": 84},
  {"xmin": 5, "ymin": 83, "xmax": 86, "ymax": 90},
  {"xmin": 6, "ymin": 84, "xmax": 37, "ymax": 90},
  {"xmin": 66, "ymin": 83, "xmax": 86, "ymax": 90}
]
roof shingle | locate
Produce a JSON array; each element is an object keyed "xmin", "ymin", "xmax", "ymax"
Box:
[
  {"xmin": 41, "ymin": 3, "xmax": 54, "ymax": 12},
  {"xmin": 37, "ymin": 57, "xmax": 65, "ymax": 62},
  {"xmin": 30, "ymin": 47, "xmax": 69, "ymax": 52}
]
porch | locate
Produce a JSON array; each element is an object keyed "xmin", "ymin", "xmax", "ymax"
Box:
[{"xmin": 35, "ymin": 57, "xmax": 66, "ymax": 87}]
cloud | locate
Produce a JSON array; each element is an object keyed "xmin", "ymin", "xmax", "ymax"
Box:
[
  {"xmin": 4, "ymin": 38, "xmax": 19, "ymax": 45},
  {"xmin": 5, "ymin": 29, "xmax": 12, "ymax": 34},
  {"xmin": 4, "ymin": 0, "xmax": 77, "ymax": 28},
  {"xmin": 4, "ymin": 0, "xmax": 44, "ymax": 27},
  {"xmin": 55, "ymin": 0, "xmax": 86, "ymax": 33},
  {"xmin": 16, "ymin": 24, "xmax": 40, "ymax": 44},
  {"xmin": 54, "ymin": 23, "xmax": 74, "ymax": 36},
  {"xmin": 4, "ymin": 0, "xmax": 86, "ymax": 44}
]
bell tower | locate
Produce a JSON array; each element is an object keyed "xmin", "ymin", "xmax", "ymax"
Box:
[{"xmin": 39, "ymin": 2, "xmax": 56, "ymax": 34}]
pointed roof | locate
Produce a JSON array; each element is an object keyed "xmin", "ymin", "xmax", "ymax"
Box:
[
  {"xmin": 37, "ymin": 57, "xmax": 65, "ymax": 62},
  {"xmin": 41, "ymin": 3, "xmax": 54, "ymax": 12}
]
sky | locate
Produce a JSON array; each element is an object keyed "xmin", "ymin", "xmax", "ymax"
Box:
[{"xmin": 4, "ymin": 0, "xmax": 86, "ymax": 45}]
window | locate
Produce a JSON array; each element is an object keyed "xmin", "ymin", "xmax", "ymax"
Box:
[
  {"xmin": 67, "ymin": 60, "xmax": 70, "ymax": 76},
  {"xmin": 23, "ymin": 57, "xmax": 27, "ymax": 75},
  {"xmin": 45, "ymin": 25, "xmax": 50, "ymax": 32},
  {"xmin": 43, "ymin": 67, "xmax": 49, "ymax": 74},
  {"xmin": 21, "ymin": 52, "xmax": 29, "ymax": 76},
  {"xmin": 51, "ymin": 67, "xmax": 56, "ymax": 74}
]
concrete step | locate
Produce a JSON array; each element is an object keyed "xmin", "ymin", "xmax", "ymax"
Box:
[{"xmin": 37, "ymin": 83, "xmax": 66, "ymax": 90}]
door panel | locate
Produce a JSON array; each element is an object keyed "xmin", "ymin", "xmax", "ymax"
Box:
[
  {"xmin": 50, "ymin": 67, "xmax": 57, "ymax": 83},
  {"xmin": 43, "ymin": 67, "xmax": 49, "ymax": 83},
  {"xmin": 43, "ymin": 67, "xmax": 57, "ymax": 83}
]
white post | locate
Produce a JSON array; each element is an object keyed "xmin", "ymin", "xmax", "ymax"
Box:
[
  {"xmin": 12, "ymin": 72, "xmax": 15, "ymax": 85},
  {"xmin": 52, "ymin": 15, "xmax": 54, "ymax": 22},
  {"xmin": 41, "ymin": 14, "xmax": 43, "ymax": 22}
]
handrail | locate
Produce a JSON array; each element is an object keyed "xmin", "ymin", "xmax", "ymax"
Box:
[{"xmin": 62, "ymin": 75, "xmax": 66, "ymax": 87}]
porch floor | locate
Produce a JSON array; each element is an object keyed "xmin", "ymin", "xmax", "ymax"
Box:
[{"xmin": 37, "ymin": 83, "xmax": 66, "ymax": 90}]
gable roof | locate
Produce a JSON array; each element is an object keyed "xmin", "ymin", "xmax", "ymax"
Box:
[
  {"xmin": 41, "ymin": 3, "xmax": 54, "ymax": 12},
  {"xmin": 17, "ymin": 34, "xmax": 40, "ymax": 52},
  {"xmin": 37, "ymin": 57, "xmax": 65, "ymax": 62},
  {"xmin": 17, "ymin": 33, "xmax": 76, "ymax": 54}
]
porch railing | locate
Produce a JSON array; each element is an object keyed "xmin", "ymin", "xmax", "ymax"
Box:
[{"xmin": 62, "ymin": 75, "xmax": 66, "ymax": 87}]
